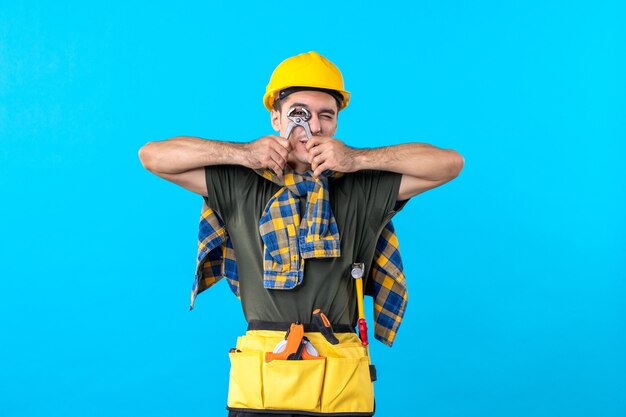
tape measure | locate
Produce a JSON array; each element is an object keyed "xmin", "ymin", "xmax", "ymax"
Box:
[{"xmin": 272, "ymin": 338, "xmax": 319, "ymax": 357}]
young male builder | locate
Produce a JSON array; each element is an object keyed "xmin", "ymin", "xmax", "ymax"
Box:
[{"xmin": 139, "ymin": 51, "xmax": 464, "ymax": 416}]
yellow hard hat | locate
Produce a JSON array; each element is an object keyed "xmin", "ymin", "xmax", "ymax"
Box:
[{"xmin": 263, "ymin": 51, "xmax": 351, "ymax": 112}]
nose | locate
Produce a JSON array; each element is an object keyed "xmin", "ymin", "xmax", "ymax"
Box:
[{"xmin": 307, "ymin": 114, "xmax": 323, "ymax": 136}]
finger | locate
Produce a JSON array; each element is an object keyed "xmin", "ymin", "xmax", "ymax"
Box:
[
  {"xmin": 261, "ymin": 139, "xmax": 288, "ymax": 162},
  {"xmin": 269, "ymin": 150, "xmax": 287, "ymax": 171},
  {"xmin": 313, "ymin": 151, "xmax": 331, "ymax": 173},
  {"xmin": 307, "ymin": 145, "xmax": 328, "ymax": 167},
  {"xmin": 310, "ymin": 157, "xmax": 318, "ymax": 172},
  {"xmin": 265, "ymin": 134, "xmax": 289, "ymax": 147},
  {"xmin": 275, "ymin": 136, "xmax": 292, "ymax": 150},
  {"xmin": 305, "ymin": 137, "xmax": 323, "ymax": 151},
  {"xmin": 313, "ymin": 162, "xmax": 329, "ymax": 178},
  {"xmin": 270, "ymin": 161, "xmax": 284, "ymax": 178},
  {"xmin": 273, "ymin": 142, "xmax": 290, "ymax": 160},
  {"xmin": 308, "ymin": 143, "xmax": 325, "ymax": 159},
  {"xmin": 310, "ymin": 154, "xmax": 323, "ymax": 170}
]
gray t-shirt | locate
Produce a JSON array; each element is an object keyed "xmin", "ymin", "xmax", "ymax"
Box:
[{"xmin": 204, "ymin": 165, "xmax": 403, "ymax": 327}]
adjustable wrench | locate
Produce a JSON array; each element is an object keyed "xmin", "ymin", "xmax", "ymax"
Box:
[{"xmin": 284, "ymin": 107, "xmax": 313, "ymax": 140}]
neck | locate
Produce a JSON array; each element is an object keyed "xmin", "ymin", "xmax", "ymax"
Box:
[{"xmin": 287, "ymin": 159, "xmax": 311, "ymax": 174}]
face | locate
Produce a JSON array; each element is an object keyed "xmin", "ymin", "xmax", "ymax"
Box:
[{"xmin": 271, "ymin": 90, "xmax": 339, "ymax": 171}]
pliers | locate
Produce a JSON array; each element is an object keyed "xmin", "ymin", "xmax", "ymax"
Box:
[{"xmin": 284, "ymin": 107, "xmax": 313, "ymax": 140}]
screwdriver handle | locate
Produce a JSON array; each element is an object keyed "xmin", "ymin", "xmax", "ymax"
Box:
[{"xmin": 312, "ymin": 308, "xmax": 339, "ymax": 345}]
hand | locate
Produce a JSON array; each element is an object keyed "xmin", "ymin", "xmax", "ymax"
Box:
[
  {"xmin": 305, "ymin": 137, "xmax": 360, "ymax": 178},
  {"xmin": 243, "ymin": 135, "xmax": 292, "ymax": 178}
]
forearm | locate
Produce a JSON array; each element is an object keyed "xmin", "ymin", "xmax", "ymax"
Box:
[
  {"xmin": 139, "ymin": 136, "xmax": 247, "ymax": 175},
  {"xmin": 352, "ymin": 143, "xmax": 464, "ymax": 181}
]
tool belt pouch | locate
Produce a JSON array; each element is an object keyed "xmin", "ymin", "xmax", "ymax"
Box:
[{"xmin": 227, "ymin": 331, "xmax": 375, "ymax": 415}]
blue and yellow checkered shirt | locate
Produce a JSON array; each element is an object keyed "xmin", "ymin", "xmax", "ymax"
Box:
[{"xmin": 190, "ymin": 169, "xmax": 408, "ymax": 346}]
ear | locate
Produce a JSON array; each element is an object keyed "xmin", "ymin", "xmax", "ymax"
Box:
[{"xmin": 270, "ymin": 109, "xmax": 281, "ymax": 132}]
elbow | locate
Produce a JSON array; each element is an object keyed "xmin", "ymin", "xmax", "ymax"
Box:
[
  {"xmin": 139, "ymin": 142, "xmax": 159, "ymax": 173},
  {"xmin": 446, "ymin": 150, "xmax": 464, "ymax": 180},
  {"xmin": 138, "ymin": 142, "xmax": 158, "ymax": 172}
]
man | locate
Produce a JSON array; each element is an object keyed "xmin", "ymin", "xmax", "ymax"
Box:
[{"xmin": 139, "ymin": 51, "xmax": 463, "ymax": 416}]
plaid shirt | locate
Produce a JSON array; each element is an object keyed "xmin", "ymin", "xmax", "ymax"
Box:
[{"xmin": 190, "ymin": 169, "xmax": 408, "ymax": 347}]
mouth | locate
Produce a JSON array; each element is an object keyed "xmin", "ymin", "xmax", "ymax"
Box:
[{"xmin": 291, "ymin": 135, "xmax": 309, "ymax": 144}]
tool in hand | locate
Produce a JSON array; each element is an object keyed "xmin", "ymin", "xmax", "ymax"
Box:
[
  {"xmin": 312, "ymin": 308, "xmax": 339, "ymax": 345},
  {"xmin": 284, "ymin": 107, "xmax": 313, "ymax": 140},
  {"xmin": 351, "ymin": 263, "xmax": 369, "ymax": 347}
]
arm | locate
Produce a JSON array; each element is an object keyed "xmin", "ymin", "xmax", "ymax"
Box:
[
  {"xmin": 306, "ymin": 139, "xmax": 464, "ymax": 201},
  {"xmin": 138, "ymin": 135, "xmax": 291, "ymax": 196}
]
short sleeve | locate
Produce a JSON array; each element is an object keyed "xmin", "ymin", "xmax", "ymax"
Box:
[
  {"xmin": 347, "ymin": 170, "xmax": 404, "ymax": 228},
  {"xmin": 204, "ymin": 165, "xmax": 258, "ymax": 221}
]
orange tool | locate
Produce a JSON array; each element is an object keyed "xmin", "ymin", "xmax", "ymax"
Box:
[
  {"xmin": 265, "ymin": 323, "xmax": 323, "ymax": 362},
  {"xmin": 312, "ymin": 309, "xmax": 339, "ymax": 345}
]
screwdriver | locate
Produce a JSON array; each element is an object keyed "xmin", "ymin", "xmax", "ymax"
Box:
[{"xmin": 312, "ymin": 308, "xmax": 339, "ymax": 345}]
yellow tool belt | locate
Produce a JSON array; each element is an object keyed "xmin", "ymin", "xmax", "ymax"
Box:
[{"xmin": 227, "ymin": 329, "xmax": 375, "ymax": 415}]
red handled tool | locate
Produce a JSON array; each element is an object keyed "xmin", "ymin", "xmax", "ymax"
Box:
[{"xmin": 353, "ymin": 263, "xmax": 377, "ymax": 381}]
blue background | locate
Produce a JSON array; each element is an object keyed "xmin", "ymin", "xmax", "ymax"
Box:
[{"xmin": 1, "ymin": 1, "xmax": 624, "ymax": 416}]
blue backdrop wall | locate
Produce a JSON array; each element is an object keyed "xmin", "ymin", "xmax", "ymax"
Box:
[{"xmin": 1, "ymin": 1, "xmax": 624, "ymax": 416}]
